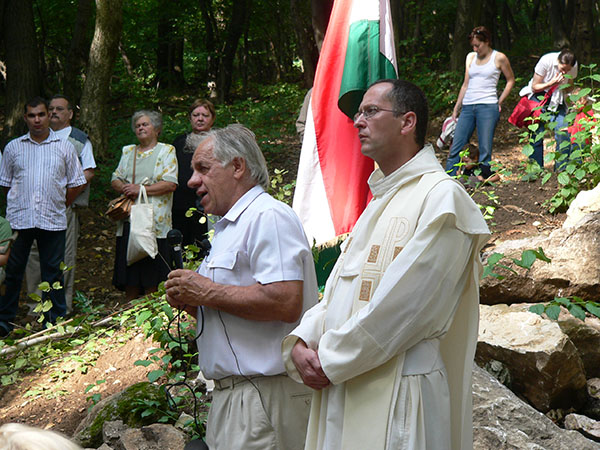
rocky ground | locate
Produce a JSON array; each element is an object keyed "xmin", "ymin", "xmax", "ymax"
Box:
[{"xmin": 0, "ymin": 106, "xmax": 568, "ymax": 437}]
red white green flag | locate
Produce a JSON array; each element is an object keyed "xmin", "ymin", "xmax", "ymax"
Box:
[{"xmin": 293, "ymin": 0, "xmax": 398, "ymax": 246}]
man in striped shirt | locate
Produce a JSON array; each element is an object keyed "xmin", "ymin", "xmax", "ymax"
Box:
[
  {"xmin": 0, "ymin": 97, "xmax": 86, "ymax": 336},
  {"xmin": 25, "ymin": 95, "xmax": 96, "ymax": 314}
]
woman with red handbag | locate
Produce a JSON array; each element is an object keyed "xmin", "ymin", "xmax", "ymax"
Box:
[
  {"xmin": 519, "ymin": 49, "xmax": 577, "ymax": 170},
  {"xmin": 446, "ymin": 26, "xmax": 515, "ymax": 176}
]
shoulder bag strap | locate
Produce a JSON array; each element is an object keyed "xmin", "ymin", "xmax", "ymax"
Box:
[
  {"xmin": 541, "ymin": 84, "xmax": 559, "ymax": 106},
  {"xmin": 131, "ymin": 146, "xmax": 137, "ymax": 184}
]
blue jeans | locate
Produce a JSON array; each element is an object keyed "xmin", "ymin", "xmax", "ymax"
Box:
[
  {"xmin": 0, "ymin": 228, "xmax": 66, "ymax": 331},
  {"xmin": 446, "ymin": 103, "xmax": 500, "ymax": 176},
  {"xmin": 530, "ymin": 100, "xmax": 571, "ymax": 170}
]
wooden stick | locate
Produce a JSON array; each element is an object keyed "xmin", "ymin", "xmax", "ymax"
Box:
[
  {"xmin": 0, "ymin": 316, "xmax": 114, "ymax": 356},
  {"xmin": 13, "ymin": 317, "xmax": 76, "ymax": 344}
]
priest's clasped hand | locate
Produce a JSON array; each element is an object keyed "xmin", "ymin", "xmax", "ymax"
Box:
[{"xmin": 291, "ymin": 339, "xmax": 330, "ymax": 390}]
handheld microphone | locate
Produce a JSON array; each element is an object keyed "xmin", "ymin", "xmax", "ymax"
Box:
[
  {"xmin": 167, "ymin": 229, "xmax": 184, "ymax": 270},
  {"xmin": 198, "ymin": 238, "xmax": 211, "ymax": 259}
]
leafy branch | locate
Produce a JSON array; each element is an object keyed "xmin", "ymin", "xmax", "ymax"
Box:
[
  {"xmin": 529, "ymin": 296, "xmax": 600, "ymax": 322},
  {"xmin": 482, "ymin": 247, "xmax": 551, "ymax": 280}
]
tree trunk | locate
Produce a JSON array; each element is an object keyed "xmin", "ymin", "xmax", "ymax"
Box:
[
  {"xmin": 480, "ymin": 0, "xmax": 497, "ymax": 42},
  {"xmin": 549, "ymin": 0, "xmax": 570, "ymax": 48},
  {"xmin": 502, "ymin": 1, "xmax": 520, "ymax": 48},
  {"xmin": 498, "ymin": 1, "xmax": 511, "ymax": 50},
  {"xmin": 79, "ymin": 0, "xmax": 123, "ymax": 160},
  {"xmin": 311, "ymin": 0, "xmax": 333, "ymax": 52},
  {"xmin": 290, "ymin": 0, "xmax": 318, "ymax": 87},
  {"xmin": 217, "ymin": 0, "xmax": 252, "ymax": 102},
  {"xmin": 451, "ymin": 0, "xmax": 472, "ymax": 72},
  {"xmin": 572, "ymin": 0, "xmax": 593, "ymax": 64},
  {"xmin": 200, "ymin": 0, "xmax": 219, "ymax": 99},
  {"xmin": 156, "ymin": 0, "xmax": 185, "ymax": 90},
  {"xmin": 410, "ymin": 0, "xmax": 423, "ymax": 53},
  {"xmin": 1, "ymin": 0, "xmax": 41, "ymax": 145},
  {"xmin": 64, "ymin": 0, "xmax": 94, "ymax": 104}
]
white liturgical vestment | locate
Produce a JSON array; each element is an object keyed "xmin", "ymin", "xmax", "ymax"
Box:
[{"xmin": 283, "ymin": 145, "xmax": 490, "ymax": 450}]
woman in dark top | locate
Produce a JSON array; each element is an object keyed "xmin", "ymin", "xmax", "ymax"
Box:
[{"xmin": 172, "ymin": 99, "xmax": 215, "ymax": 246}]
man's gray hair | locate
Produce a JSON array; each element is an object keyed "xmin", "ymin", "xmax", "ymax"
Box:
[
  {"xmin": 208, "ymin": 124, "xmax": 269, "ymax": 189},
  {"xmin": 185, "ymin": 132, "xmax": 209, "ymax": 153},
  {"xmin": 131, "ymin": 110, "xmax": 163, "ymax": 134}
]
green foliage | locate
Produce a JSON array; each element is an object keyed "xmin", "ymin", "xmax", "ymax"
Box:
[
  {"xmin": 269, "ymin": 168, "xmax": 295, "ymax": 205},
  {"xmin": 127, "ymin": 250, "xmax": 209, "ymax": 433},
  {"xmin": 85, "ymin": 379, "xmax": 107, "ymax": 406},
  {"xmin": 529, "ymin": 296, "xmax": 598, "ymax": 322},
  {"xmin": 520, "ymin": 64, "xmax": 600, "ymax": 213},
  {"xmin": 215, "ymin": 83, "xmax": 305, "ymax": 157},
  {"xmin": 76, "ymin": 382, "xmax": 169, "ymax": 448},
  {"xmin": 482, "ymin": 247, "xmax": 550, "ymax": 280},
  {"xmin": 451, "ymin": 148, "xmax": 511, "ymax": 225},
  {"xmin": 399, "ymin": 61, "xmax": 462, "ymax": 116}
]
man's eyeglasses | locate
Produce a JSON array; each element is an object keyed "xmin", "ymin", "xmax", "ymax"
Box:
[{"xmin": 353, "ymin": 106, "xmax": 405, "ymax": 122}]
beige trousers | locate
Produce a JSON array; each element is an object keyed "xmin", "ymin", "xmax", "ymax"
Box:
[{"xmin": 207, "ymin": 374, "xmax": 312, "ymax": 450}]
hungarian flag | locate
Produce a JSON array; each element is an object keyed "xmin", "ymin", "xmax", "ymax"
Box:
[{"xmin": 293, "ymin": 0, "xmax": 397, "ymax": 246}]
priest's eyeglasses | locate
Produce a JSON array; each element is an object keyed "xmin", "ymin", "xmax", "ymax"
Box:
[{"xmin": 353, "ymin": 106, "xmax": 404, "ymax": 122}]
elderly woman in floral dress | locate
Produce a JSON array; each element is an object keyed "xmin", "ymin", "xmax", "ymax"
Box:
[{"xmin": 111, "ymin": 110, "xmax": 178, "ymax": 301}]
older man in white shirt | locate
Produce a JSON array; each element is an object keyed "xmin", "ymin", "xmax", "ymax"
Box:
[{"xmin": 165, "ymin": 124, "xmax": 317, "ymax": 450}]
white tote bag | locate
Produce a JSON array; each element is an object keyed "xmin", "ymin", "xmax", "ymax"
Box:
[{"xmin": 127, "ymin": 185, "xmax": 158, "ymax": 265}]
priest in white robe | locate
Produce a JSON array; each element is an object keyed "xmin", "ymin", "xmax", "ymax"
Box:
[{"xmin": 283, "ymin": 79, "xmax": 490, "ymax": 450}]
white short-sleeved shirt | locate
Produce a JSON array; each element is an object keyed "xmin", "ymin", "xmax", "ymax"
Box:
[
  {"xmin": 196, "ymin": 185, "xmax": 318, "ymax": 380},
  {"xmin": 54, "ymin": 126, "xmax": 96, "ymax": 170},
  {"xmin": 520, "ymin": 51, "xmax": 578, "ymax": 109}
]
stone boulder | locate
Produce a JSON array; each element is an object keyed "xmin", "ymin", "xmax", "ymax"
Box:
[
  {"xmin": 480, "ymin": 304, "xmax": 600, "ymax": 380},
  {"xmin": 74, "ymin": 382, "xmax": 169, "ymax": 448},
  {"xmin": 477, "ymin": 304, "xmax": 587, "ymax": 412},
  {"xmin": 92, "ymin": 421, "xmax": 188, "ymax": 450},
  {"xmin": 473, "ymin": 364, "xmax": 600, "ymax": 449},
  {"xmin": 118, "ymin": 423, "xmax": 188, "ymax": 450},
  {"xmin": 480, "ymin": 212, "xmax": 600, "ymax": 304},
  {"xmin": 565, "ymin": 413, "xmax": 600, "ymax": 442},
  {"xmin": 557, "ymin": 311, "xmax": 600, "ymax": 378},
  {"xmin": 564, "ymin": 183, "xmax": 600, "ymax": 228}
]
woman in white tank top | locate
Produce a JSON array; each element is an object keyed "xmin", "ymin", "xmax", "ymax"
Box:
[{"xmin": 446, "ymin": 26, "xmax": 515, "ymax": 176}]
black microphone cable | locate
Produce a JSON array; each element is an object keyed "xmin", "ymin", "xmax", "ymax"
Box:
[{"xmin": 162, "ymin": 228, "xmax": 211, "ymax": 444}]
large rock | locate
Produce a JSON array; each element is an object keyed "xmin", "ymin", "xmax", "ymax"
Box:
[
  {"xmin": 473, "ymin": 364, "xmax": 600, "ymax": 449},
  {"xmin": 556, "ymin": 310, "xmax": 600, "ymax": 378},
  {"xmin": 118, "ymin": 423, "xmax": 188, "ymax": 450},
  {"xmin": 564, "ymin": 413, "xmax": 600, "ymax": 442},
  {"xmin": 480, "ymin": 212, "xmax": 600, "ymax": 304},
  {"xmin": 74, "ymin": 382, "xmax": 169, "ymax": 448},
  {"xmin": 564, "ymin": 183, "xmax": 600, "ymax": 228},
  {"xmin": 477, "ymin": 304, "xmax": 587, "ymax": 412}
]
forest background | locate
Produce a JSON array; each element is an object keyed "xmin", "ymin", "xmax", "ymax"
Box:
[{"xmin": 1, "ymin": 0, "xmax": 598, "ymax": 200}]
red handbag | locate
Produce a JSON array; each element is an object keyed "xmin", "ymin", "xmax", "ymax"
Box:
[{"xmin": 508, "ymin": 86, "xmax": 557, "ymax": 128}]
